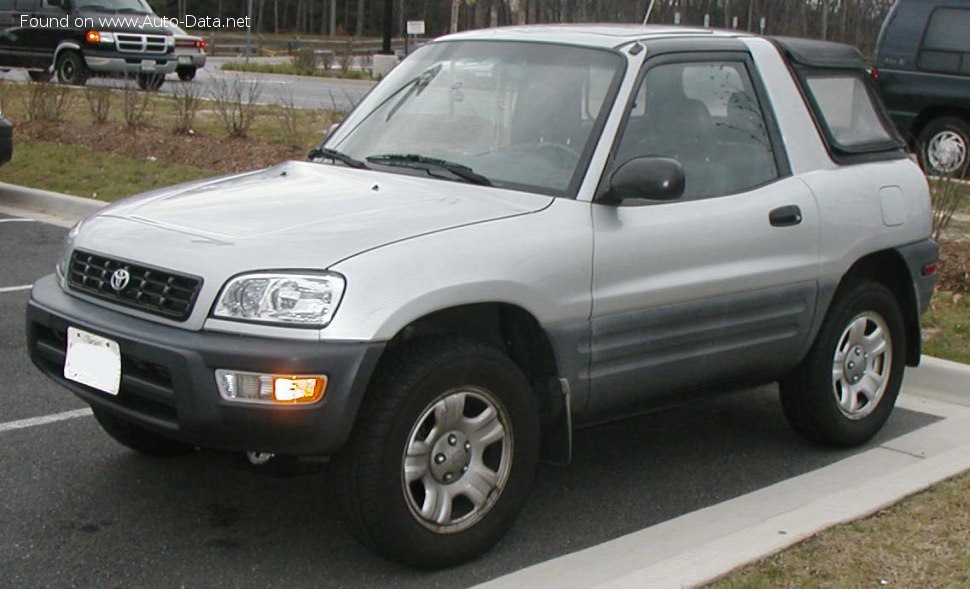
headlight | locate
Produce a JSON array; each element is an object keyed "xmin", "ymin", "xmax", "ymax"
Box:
[
  {"xmin": 212, "ymin": 272, "xmax": 345, "ymax": 327},
  {"xmin": 56, "ymin": 220, "xmax": 83, "ymax": 281}
]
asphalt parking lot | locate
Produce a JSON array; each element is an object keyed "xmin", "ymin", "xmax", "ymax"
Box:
[{"xmin": 0, "ymin": 211, "xmax": 940, "ymax": 588}]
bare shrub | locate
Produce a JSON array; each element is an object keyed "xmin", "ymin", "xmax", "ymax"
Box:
[
  {"xmin": 320, "ymin": 50, "xmax": 335, "ymax": 71},
  {"xmin": 327, "ymin": 88, "xmax": 363, "ymax": 117},
  {"xmin": 84, "ymin": 85, "xmax": 113, "ymax": 124},
  {"xmin": 930, "ymin": 175, "xmax": 968, "ymax": 240},
  {"xmin": 21, "ymin": 82, "xmax": 73, "ymax": 122},
  {"xmin": 171, "ymin": 81, "xmax": 202, "ymax": 134},
  {"xmin": 122, "ymin": 82, "xmax": 152, "ymax": 128},
  {"xmin": 291, "ymin": 47, "xmax": 319, "ymax": 75},
  {"xmin": 210, "ymin": 75, "xmax": 263, "ymax": 138},
  {"xmin": 276, "ymin": 87, "xmax": 311, "ymax": 147},
  {"xmin": 338, "ymin": 38, "xmax": 355, "ymax": 73},
  {"xmin": 0, "ymin": 80, "xmax": 13, "ymax": 114}
]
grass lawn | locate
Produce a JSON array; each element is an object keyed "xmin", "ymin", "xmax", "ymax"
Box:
[
  {"xmin": 924, "ymin": 292, "xmax": 970, "ymax": 364},
  {"xmin": 708, "ymin": 471, "xmax": 970, "ymax": 588},
  {"xmin": 1, "ymin": 141, "xmax": 214, "ymax": 201}
]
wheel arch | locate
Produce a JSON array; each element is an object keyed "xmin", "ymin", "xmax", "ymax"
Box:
[
  {"xmin": 831, "ymin": 249, "xmax": 923, "ymax": 366},
  {"xmin": 911, "ymin": 106, "xmax": 970, "ymax": 145},
  {"xmin": 53, "ymin": 42, "xmax": 82, "ymax": 66},
  {"xmin": 370, "ymin": 302, "xmax": 572, "ymax": 464}
]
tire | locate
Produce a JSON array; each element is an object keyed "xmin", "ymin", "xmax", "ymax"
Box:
[
  {"xmin": 55, "ymin": 51, "xmax": 88, "ymax": 86},
  {"xmin": 92, "ymin": 408, "xmax": 195, "ymax": 458},
  {"xmin": 177, "ymin": 66, "xmax": 197, "ymax": 81},
  {"xmin": 334, "ymin": 337, "xmax": 540, "ymax": 568},
  {"xmin": 27, "ymin": 69, "xmax": 52, "ymax": 83},
  {"xmin": 136, "ymin": 73, "xmax": 164, "ymax": 91},
  {"xmin": 918, "ymin": 116, "xmax": 970, "ymax": 177},
  {"xmin": 780, "ymin": 281, "xmax": 906, "ymax": 448}
]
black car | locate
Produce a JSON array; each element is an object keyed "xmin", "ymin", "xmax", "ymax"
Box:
[
  {"xmin": 0, "ymin": 0, "xmax": 176, "ymax": 90},
  {"xmin": 874, "ymin": 0, "xmax": 970, "ymax": 176},
  {"xmin": 0, "ymin": 114, "xmax": 11, "ymax": 166}
]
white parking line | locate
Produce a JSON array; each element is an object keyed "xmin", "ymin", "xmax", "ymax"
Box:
[
  {"xmin": 0, "ymin": 408, "xmax": 93, "ymax": 434},
  {"xmin": 0, "ymin": 285, "xmax": 32, "ymax": 293},
  {"xmin": 0, "ymin": 218, "xmax": 35, "ymax": 223}
]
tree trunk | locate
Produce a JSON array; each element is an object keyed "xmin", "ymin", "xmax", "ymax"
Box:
[
  {"xmin": 451, "ymin": 0, "xmax": 460, "ymax": 33},
  {"xmin": 356, "ymin": 0, "xmax": 366, "ymax": 36}
]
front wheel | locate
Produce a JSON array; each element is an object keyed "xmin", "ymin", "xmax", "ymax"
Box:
[
  {"xmin": 55, "ymin": 51, "xmax": 88, "ymax": 86},
  {"xmin": 780, "ymin": 281, "xmax": 906, "ymax": 447},
  {"xmin": 334, "ymin": 338, "xmax": 539, "ymax": 568}
]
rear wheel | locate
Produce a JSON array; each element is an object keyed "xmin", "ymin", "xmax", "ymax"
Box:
[
  {"xmin": 780, "ymin": 281, "xmax": 906, "ymax": 447},
  {"xmin": 918, "ymin": 116, "xmax": 970, "ymax": 177},
  {"xmin": 136, "ymin": 73, "xmax": 165, "ymax": 91},
  {"xmin": 334, "ymin": 338, "xmax": 540, "ymax": 568},
  {"xmin": 177, "ymin": 66, "xmax": 197, "ymax": 81},
  {"xmin": 55, "ymin": 51, "xmax": 88, "ymax": 86},
  {"xmin": 92, "ymin": 408, "xmax": 194, "ymax": 458}
]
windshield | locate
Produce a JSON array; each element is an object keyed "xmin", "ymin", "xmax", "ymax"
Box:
[
  {"xmin": 75, "ymin": 0, "xmax": 152, "ymax": 13},
  {"xmin": 329, "ymin": 41, "xmax": 624, "ymax": 195}
]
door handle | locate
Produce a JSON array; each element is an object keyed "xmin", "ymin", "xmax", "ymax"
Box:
[{"xmin": 769, "ymin": 205, "xmax": 802, "ymax": 227}]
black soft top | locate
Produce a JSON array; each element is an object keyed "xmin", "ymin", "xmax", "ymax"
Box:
[{"xmin": 770, "ymin": 36, "xmax": 865, "ymax": 70}]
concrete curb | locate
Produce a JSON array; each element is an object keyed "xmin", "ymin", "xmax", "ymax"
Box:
[
  {"xmin": 903, "ymin": 356, "xmax": 970, "ymax": 406},
  {"xmin": 0, "ymin": 182, "xmax": 105, "ymax": 221},
  {"xmin": 477, "ymin": 364, "xmax": 970, "ymax": 589}
]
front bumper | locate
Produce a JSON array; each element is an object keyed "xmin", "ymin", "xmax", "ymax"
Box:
[
  {"xmin": 175, "ymin": 52, "xmax": 206, "ymax": 69},
  {"xmin": 26, "ymin": 275, "xmax": 384, "ymax": 455},
  {"xmin": 83, "ymin": 50, "xmax": 178, "ymax": 75}
]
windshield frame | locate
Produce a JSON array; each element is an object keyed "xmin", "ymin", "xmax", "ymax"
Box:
[
  {"xmin": 73, "ymin": 0, "xmax": 153, "ymax": 14},
  {"xmin": 325, "ymin": 40, "xmax": 628, "ymax": 199}
]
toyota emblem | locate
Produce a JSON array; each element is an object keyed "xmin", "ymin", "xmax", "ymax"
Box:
[{"xmin": 110, "ymin": 268, "xmax": 130, "ymax": 292}]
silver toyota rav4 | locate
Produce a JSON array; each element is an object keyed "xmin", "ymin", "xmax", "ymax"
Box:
[{"xmin": 27, "ymin": 25, "xmax": 938, "ymax": 567}]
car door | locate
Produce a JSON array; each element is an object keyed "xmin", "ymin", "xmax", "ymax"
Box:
[
  {"xmin": 0, "ymin": 0, "xmax": 39, "ymax": 67},
  {"xmin": 588, "ymin": 52, "xmax": 821, "ymax": 418}
]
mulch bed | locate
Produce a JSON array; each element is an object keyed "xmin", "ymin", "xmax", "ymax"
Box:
[
  {"xmin": 19, "ymin": 120, "xmax": 305, "ymax": 175},
  {"xmin": 938, "ymin": 240, "xmax": 970, "ymax": 294}
]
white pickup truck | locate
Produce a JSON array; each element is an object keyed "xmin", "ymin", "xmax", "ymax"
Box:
[{"xmin": 27, "ymin": 25, "xmax": 937, "ymax": 567}]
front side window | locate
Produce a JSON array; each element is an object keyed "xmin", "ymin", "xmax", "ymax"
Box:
[
  {"xmin": 330, "ymin": 41, "xmax": 624, "ymax": 196},
  {"xmin": 613, "ymin": 60, "xmax": 779, "ymax": 200},
  {"xmin": 918, "ymin": 7, "xmax": 970, "ymax": 75},
  {"xmin": 804, "ymin": 74, "xmax": 896, "ymax": 152}
]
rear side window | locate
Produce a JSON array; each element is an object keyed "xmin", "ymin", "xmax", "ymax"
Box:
[
  {"xmin": 800, "ymin": 72, "xmax": 901, "ymax": 156},
  {"xmin": 919, "ymin": 7, "xmax": 970, "ymax": 74}
]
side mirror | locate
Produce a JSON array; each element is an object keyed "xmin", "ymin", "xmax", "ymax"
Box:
[{"xmin": 601, "ymin": 156, "xmax": 685, "ymax": 204}]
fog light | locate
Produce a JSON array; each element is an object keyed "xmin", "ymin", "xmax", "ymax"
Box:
[{"xmin": 216, "ymin": 370, "xmax": 326, "ymax": 404}]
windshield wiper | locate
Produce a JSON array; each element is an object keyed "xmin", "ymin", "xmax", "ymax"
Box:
[
  {"xmin": 308, "ymin": 147, "xmax": 370, "ymax": 169},
  {"xmin": 366, "ymin": 154, "xmax": 492, "ymax": 186}
]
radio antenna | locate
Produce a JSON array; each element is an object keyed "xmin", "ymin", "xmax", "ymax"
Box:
[{"xmin": 643, "ymin": 0, "xmax": 657, "ymax": 25}]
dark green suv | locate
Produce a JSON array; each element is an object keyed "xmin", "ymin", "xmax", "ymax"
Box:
[
  {"xmin": 874, "ymin": 0, "xmax": 970, "ymax": 176},
  {"xmin": 0, "ymin": 0, "xmax": 176, "ymax": 90}
]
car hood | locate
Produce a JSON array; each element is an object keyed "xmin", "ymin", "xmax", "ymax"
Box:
[{"xmin": 76, "ymin": 161, "xmax": 552, "ymax": 279}]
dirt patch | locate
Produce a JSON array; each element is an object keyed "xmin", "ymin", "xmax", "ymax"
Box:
[
  {"xmin": 18, "ymin": 120, "xmax": 305, "ymax": 175},
  {"xmin": 938, "ymin": 240, "xmax": 970, "ymax": 294}
]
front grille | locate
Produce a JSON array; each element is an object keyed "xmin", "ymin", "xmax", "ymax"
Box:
[
  {"xmin": 68, "ymin": 250, "xmax": 202, "ymax": 322},
  {"xmin": 116, "ymin": 33, "xmax": 169, "ymax": 54},
  {"xmin": 31, "ymin": 323, "xmax": 178, "ymax": 425}
]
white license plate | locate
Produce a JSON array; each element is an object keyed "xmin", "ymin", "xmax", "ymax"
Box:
[
  {"xmin": 64, "ymin": 327, "xmax": 121, "ymax": 396},
  {"xmin": 140, "ymin": 60, "xmax": 156, "ymax": 72},
  {"xmin": 178, "ymin": 55, "xmax": 192, "ymax": 65}
]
